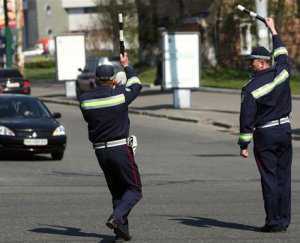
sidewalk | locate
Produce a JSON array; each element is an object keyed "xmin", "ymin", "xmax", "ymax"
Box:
[{"xmin": 32, "ymin": 83, "xmax": 300, "ymax": 135}]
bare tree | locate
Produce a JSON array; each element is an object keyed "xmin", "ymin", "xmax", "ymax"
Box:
[
  {"xmin": 298, "ymin": 0, "xmax": 300, "ymax": 15},
  {"xmin": 90, "ymin": 0, "xmax": 137, "ymax": 55},
  {"xmin": 134, "ymin": 0, "xmax": 160, "ymax": 65},
  {"xmin": 274, "ymin": 0, "xmax": 285, "ymax": 34}
]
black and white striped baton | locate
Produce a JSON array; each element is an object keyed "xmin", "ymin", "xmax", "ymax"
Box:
[
  {"xmin": 236, "ymin": 4, "xmax": 266, "ymax": 24},
  {"xmin": 118, "ymin": 13, "xmax": 125, "ymax": 56}
]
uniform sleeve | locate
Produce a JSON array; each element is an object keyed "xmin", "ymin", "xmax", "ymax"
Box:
[
  {"xmin": 78, "ymin": 98, "xmax": 89, "ymax": 123},
  {"xmin": 272, "ymin": 35, "xmax": 290, "ymax": 73},
  {"xmin": 238, "ymin": 89, "xmax": 257, "ymax": 149},
  {"xmin": 124, "ymin": 66, "xmax": 142, "ymax": 105}
]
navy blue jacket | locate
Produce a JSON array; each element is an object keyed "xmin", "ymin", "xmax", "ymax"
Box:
[
  {"xmin": 79, "ymin": 66, "xmax": 142, "ymax": 144},
  {"xmin": 238, "ymin": 35, "xmax": 292, "ymax": 149}
]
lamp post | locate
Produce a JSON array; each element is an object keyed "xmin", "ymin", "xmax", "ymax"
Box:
[
  {"xmin": 255, "ymin": 0, "xmax": 269, "ymax": 49},
  {"xmin": 3, "ymin": 0, "xmax": 13, "ymax": 68}
]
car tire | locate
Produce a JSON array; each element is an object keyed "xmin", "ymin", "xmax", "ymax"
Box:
[{"xmin": 51, "ymin": 151, "xmax": 64, "ymax": 160}]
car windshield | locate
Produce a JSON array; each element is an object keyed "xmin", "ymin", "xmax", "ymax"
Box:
[
  {"xmin": 0, "ymin": 69, "xmax": 22, "ymax": 78},
  {"xmin": 0, "ymin": 97, "xmax": 51, "ymax": 119}
]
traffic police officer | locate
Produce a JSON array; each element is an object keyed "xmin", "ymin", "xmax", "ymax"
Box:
[
  {"xmin": 238, "ymin": 18, "xmax": 292, "ymax": 232},
  {"xmin": 79, "ymin": 53, "xmax": 142, "ymax": 242}
]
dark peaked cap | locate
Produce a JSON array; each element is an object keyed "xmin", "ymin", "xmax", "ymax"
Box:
[
  {"xmin": 95, "ymin": 65, "xmax": 115, "ymax": 81},
  {"xmin": 247, "ymin": 47, "xmax": 271, "ymax": 60}
]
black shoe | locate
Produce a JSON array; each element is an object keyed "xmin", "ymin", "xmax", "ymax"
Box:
[
  {"xmin": 114, "ymin": 235, "xmax": 126, "ymax": 243},
  {"xmin": 105, "ymin": 217, "xmax": 131, "ymax": 241},
  {"xmin": 106, "ymin": 214, "xmax": 114, "ymax": 229},
  {"xmin": 259, "ymin": 225, "xmax": 287, "ymax": 233}
]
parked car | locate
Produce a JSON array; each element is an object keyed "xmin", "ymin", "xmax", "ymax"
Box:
[
  {"xmin": 76, "ymin": 56, "xmax": 125, "ymax": 97},
  {"xmin": 0, "ymin": 94, "xmax": 67, "ymax": 160},
  {"xmin": 0, "ymin": 69, "xmax": 31, "ymax": 95}
]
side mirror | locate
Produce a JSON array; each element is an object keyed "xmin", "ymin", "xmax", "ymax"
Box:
[{"xmin": 52, "ymin": 112, "xmax": 61, "ymax": 119}]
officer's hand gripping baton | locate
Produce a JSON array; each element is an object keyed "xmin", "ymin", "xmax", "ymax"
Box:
[
  {"xmin": 236, "ymin": 5, "xmax": 266, "ymax": 24},
  {"xmin": 118, "ymin": 13, "xmax": 125, "ymax": 56}
]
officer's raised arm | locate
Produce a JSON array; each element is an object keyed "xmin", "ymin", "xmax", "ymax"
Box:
[
  {"xmin": 120, "ymin": 53, "xmax": 142, "ymax": 105},
  {"xmin": 265, "ymin": 18, "xmax": 290, "ymax": 70}
]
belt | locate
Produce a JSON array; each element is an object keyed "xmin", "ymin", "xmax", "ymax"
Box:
[
  {"xmin": 94, "ymin": 138, "xmax": 127, "ymax": 150},
  {"xmin": 258, "ymin": 116, "xmax": 290, "ymax": 129}
]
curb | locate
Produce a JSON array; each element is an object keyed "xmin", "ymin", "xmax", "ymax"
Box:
[{"xmin": 39, "ymin": 97, "xmax": 200, "ymax": 124}]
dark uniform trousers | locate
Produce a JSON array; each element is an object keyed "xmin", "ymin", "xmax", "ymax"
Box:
[
  {"xmin": 95, "ymin": 144, "xmax": 142, "ymax": 226},
  {"xmin": 253, "ymin": 123, "xmax": 292, "ymax": 228}
]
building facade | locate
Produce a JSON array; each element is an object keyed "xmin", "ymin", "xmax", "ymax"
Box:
[{"xmin": 23, "ymin": 0, "xmax": 102, "ymax": 49}]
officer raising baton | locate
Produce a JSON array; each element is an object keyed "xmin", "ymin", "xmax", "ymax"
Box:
[
  {"xmin": 238, "ymin": 18, "xmax": 293, "ymax": 232},
  {"xmin": 78, "ymin": 52, "xmax": 143, "ymax": 241}
]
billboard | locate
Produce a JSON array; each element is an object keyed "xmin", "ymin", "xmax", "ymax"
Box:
[
  {"xmin": 0, "ymin": 0, "xmax": 17, "ymax": 29},
  {"xmin": 55, "ymin": 34, "xmax": 86, "ymax": 81},
  {"xmin": 162, "ymin": 32, "xmax": 200, "ymax": 89}
]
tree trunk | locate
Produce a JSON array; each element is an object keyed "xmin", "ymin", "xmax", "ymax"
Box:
[
  {"xmin": 135, "ymin": 0, "xmax": 160, "ymax": 65},
  {"xmin": 297, "ymin": 0, "xmax": 300, "ymax": 16},
  {"xmin": 274, "ymin": 0, "xmax": 285, "ymax": 34}
]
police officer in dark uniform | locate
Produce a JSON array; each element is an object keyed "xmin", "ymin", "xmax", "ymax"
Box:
[
  {"xmin": 79, "ymin": 53, "xmax": 142, "ymax": 242},
  {"xmin": 238, "ymin": 18, "xmax": 292, "ymax": 232}
]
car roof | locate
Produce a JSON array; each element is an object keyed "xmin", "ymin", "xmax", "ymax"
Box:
[{"xmin": 0, "ymin": 94, "xmax": 38, "ymax": 100}]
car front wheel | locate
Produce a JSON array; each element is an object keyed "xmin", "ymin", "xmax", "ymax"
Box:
[{"xmin": 51, "ymin": 151, "xmax": 64, "ymax": 160}]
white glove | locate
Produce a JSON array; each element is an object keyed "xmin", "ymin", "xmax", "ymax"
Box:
[
  {"xmin": 128, "ymin": 135, "xmax": 138, "ymax": 154},
  {"xmin": 115, "ymin": 71, "xmax": 127, "ymax": 85}
]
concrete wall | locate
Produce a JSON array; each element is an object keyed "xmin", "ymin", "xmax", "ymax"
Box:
[
  {"xmin": 25, "ymin": 0, "xmax": 38, "ymax": 47},
  {"xmin": 66, "ymin": 9, "xmax": 102, "ymax": 32},
  {"xmin": 36, "ymin": 0, "xmax": 68, "ymax": 39}
]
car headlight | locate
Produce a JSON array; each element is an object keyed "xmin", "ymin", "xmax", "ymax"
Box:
[
  {"xmin": 0, "ymin": 126, "xmax": 15, "ymax": 136},
  {"xmin": 52, "ymin": 125, "xmax": 66, "ymax": 136}
]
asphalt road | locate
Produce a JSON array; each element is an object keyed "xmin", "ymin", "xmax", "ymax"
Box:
[{"xmin": 0, "ymin": 103, "xmax": 299, "ymax": 243}]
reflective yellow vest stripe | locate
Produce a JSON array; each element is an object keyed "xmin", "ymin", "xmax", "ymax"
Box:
[
  {"xmin": 273, "ymin": 47, "xmax": 288, "ymax": 58},
  {"xmin": 239, "ymin": 133, "xmax": 253, "ymax": 142},
  {"xmin": 251, "ymin": 69, "xmax": 289, "ymax": 99},
  {"xmin": 126, "ymin": 77, "xmax": 141, "ymax": 87},
  {"xmin": 81, "ymin": 94, "xmax": 125, "ymax": 110}
]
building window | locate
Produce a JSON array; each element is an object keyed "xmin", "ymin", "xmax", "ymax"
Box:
[
  {"xmin": 83, "ymin": 7, "xmax": 98, "ymax": 13},
  {"xmin": 45, "ymin": 4, "xmax": 52, "ymax": 15}
]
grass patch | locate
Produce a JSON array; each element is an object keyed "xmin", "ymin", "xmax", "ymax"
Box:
[
  {"xmin": 138, "ymin": 67, "xmax": 156, "ymax": 85},
  {"xmin": 24, "ymin": 67, "xmax": 56, "ymax": 82},
  {"xmin": 24, "ymin": 55, "xmax": 56, "ymax": 82},
  {"xmin": 202, "ymin": 67, "xmax": 300, "ymax": 95},
  {"xmin": 23, "ymin": 58, "xmax": 300, "ymax": 95},
  {"xmin": 201, "ymin": 67, "xmax": 249, "ymax": 90}
]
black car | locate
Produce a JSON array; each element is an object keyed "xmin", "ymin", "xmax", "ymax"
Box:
[
  {"xmin": 0, "ymin": 68, "xmax": 31, "ymax": 95},
  {"xmin": 0, "ymin": 94, "xmax": 66, "ymax": 160},
  {"xmin": 76, "ymin": 56, "xmax": 124, "ymax": 96}
]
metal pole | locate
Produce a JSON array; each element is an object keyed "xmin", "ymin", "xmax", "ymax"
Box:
[
  {"xmin": 255, "ymin": 0, "xmax": 269, "ymax": 49},
  {"xmin": 3, "ymin": 0, "xmax": 13, "ymax": 68},
  {"xmin": 16, "ymin": 0, "xmax": 24, "ymax": 74}
]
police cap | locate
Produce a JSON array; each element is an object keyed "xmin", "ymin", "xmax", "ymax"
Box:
[
  {"xmin": 95, "ymin": 65, "xmax": 115, "ymax": 81},
  {"xmin": 247, "ymin": 47, "xmax": 271, "ymax": 60}
]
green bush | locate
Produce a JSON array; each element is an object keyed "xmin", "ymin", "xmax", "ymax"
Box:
[{"xmin": 25, "ymin": 59, "xmax": 55, "ymax": 69}]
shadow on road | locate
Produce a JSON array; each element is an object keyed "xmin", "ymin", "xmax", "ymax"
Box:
[
  {"xmin": 0, "ymin": 153, "xmax": 52, "ymax": 162},
  {"xmin": 132, "ymin": 104, "xmax": 173, "ymax": 110},
  {"xmin": 168, "ymin": 216, "xmax": 258, "ymax": 232},
  {"xmin": 139, "ymin": 89, "xmax": 172, "ymax": 97},
  {"xmin": 292, "ymin": 129, "xmax": 300, "ymax": 141},
  {"xmin": 29, "ymin": 224, "xmax": 114, "ymax": 242},
  {"xmin": 194, "ymin": 153, "xmax": 240, "ymax": 158}
]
